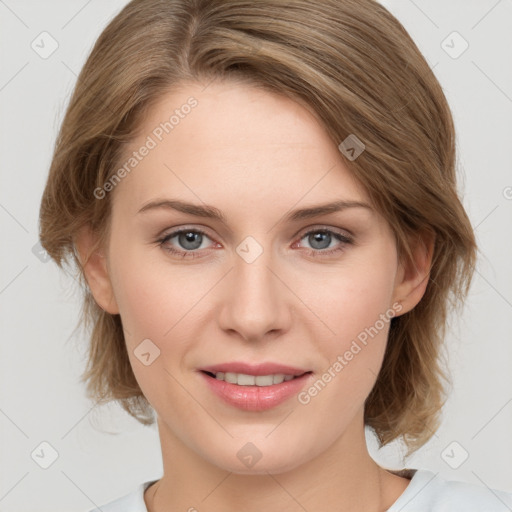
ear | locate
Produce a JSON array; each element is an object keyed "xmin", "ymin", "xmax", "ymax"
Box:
[
  {"xmin": 74, "ymin": 225, "xmax": 119, "ymax": 315},
  {"xmin": 392, "ymin": 230, "xmax": 435, "ymax": 316}
]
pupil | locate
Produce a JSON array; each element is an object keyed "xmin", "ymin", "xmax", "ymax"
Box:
[
  {"xmin": 311, "ymin": 231, "xmax": 330, "ymax": 249},
  {"xmin": 180, "ymin": 231, "xmax": 202, "ymax": 250}
]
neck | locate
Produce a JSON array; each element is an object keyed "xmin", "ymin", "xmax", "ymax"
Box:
[{"xmin": 145, "ymin": 412, "xmax": 408, "ymax": 512}]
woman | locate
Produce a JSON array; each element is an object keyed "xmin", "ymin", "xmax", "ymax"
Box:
[{"xmin": 38, "ymin": 0, "xmax": 512, "ymax": 510}]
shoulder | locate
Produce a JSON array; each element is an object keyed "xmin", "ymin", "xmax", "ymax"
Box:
[
  {"xmin": 389, "ymin": 469, "xmax": 512, "ymax": 511},
  {"xmin": 86, "ymin": 480, "xmax": 157, "ymax": 512}
]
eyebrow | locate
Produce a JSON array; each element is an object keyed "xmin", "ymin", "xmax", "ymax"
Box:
[{"xmin": 137, "ymin": 198, "xmax": 372, "ymax": 223}]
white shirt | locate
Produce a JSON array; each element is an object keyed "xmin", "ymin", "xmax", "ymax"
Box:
[{"xmin": 87, "ymin": 469, "xmax": 512, "ymax": 511}]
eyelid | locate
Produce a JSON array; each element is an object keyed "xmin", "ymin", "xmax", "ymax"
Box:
[
  {"xmin": 156, "ymin": 224, "xmax": 216, "ymax": 240},
  {"xmin": 295, "ymin": 224, "xmax": 354, "ymax": 239}
]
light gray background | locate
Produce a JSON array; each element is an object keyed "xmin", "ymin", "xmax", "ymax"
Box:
[{"xmin": 1, "ymin": 1, "xmax": 511, "ymax": 510}]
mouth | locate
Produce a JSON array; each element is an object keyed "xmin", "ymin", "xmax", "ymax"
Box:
[
  {"xmin": 199, "ymin": 368, "xmax": 315, "ymax": 411},
  {"xmin": 200, "ymin": 370, "xmax": 313, "ymax": 387}
]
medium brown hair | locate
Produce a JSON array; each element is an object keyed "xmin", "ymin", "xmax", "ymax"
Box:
[{"xmin": 39, "ymin": 0, "xmax": 477, "ymax": 456}]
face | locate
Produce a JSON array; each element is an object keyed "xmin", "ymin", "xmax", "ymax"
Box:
[{"xmin": 89, "ymin": 80, "xmax": 414, "ymax": 475}]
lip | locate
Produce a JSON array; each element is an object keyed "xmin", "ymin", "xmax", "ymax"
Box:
[
  {"xmin": 198, "ymin": 361, "xmax": 310, "ymax": 377},
  {"xmin": 198, "ymin": 368, "xmax": 314, "ymax": 412}
]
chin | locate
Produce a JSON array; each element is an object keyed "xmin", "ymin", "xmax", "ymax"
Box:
[{"xmin": 203, "ymin": 441, "xmax": 312, "ymax": 476}]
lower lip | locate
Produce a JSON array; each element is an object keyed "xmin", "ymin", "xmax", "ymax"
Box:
[{"xmin": 199, "ymin": 371, "xmax": 314, "ymax": 411}]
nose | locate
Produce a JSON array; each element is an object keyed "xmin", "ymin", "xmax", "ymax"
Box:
[{"xmin": 217, "ymin": 241, "xmax": 292, "ymax": 343}]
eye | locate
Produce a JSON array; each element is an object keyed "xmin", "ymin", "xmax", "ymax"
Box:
[
  {"xmin": 155, "ymin": 226, "xmax": 353, "ymax": 260},
  {"xmin": 156, "ymin": 228, "xmax": 217, "ymax": 259},
  {"xmin": 294, "ymin": 228, "xmax": 353, "ymax": 257}
]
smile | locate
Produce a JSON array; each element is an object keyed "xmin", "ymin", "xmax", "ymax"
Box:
[{"xmin": 199, "ymin": 370, "xmax": 314, "ymax": 411}]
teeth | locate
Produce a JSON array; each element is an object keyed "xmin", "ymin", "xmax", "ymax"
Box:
[{"xmin": 214, "ymin": 372, "xmax": 296, "ymax": 386}]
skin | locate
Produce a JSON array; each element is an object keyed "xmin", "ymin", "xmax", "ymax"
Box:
[{"xmin": 77, "ymin": 80, "xmax": 433, "ymax": 511}]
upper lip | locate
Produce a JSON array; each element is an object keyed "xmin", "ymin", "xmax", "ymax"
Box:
[{"xmin": 199, "ymin": 362, "xmax": 311, "ymax": 377}]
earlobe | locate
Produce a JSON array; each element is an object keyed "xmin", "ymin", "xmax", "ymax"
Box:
[
  {"xmin": 74, "ymin": 225, "xmax": 119, "ymax": 315},
  {"xmin": 393, "ymin": 231, "xmax": 435, "ymax": 315}
]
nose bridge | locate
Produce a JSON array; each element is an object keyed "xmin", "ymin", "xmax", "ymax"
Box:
[{"xmin": 218, "ymin": 234, "xmax": 290, "ymax": 340}]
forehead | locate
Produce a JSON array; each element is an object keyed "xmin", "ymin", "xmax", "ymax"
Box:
[{"xmin": 111, "ymin": 80, "xmax": 371, "ymax": 217}]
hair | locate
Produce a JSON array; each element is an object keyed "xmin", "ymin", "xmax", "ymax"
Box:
[{"xmin": 39, "ymin": 0, "xmax": 477, "ymax": 457}]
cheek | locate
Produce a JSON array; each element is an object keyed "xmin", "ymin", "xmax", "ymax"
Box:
[
  {"xmin": 108, "ymin": 246, "xmax": 191, "ymax": 407},
  {"xmin": 298, "ymin": 245, "xmax": 398, "ymax": 398},
  {"xmin": 301, "ymin": 251, "xmax": 397, "ymax": 342},
  {"xmin": 108, "ymin": 239, "xmax": 214, "ymax": 358},
  {"xmin": 112, "ymin": 267, "xmax": 169, "ymax": 338},
  {"xmin": 107, "ymin": 232, "xmax": 175, "ymax": 341}
]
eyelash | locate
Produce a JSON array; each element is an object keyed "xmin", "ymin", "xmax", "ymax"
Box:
[{"xmin": 155, "ymin": 226, "xmax": 353, "ymax": 260}]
